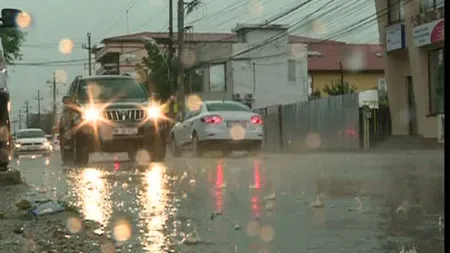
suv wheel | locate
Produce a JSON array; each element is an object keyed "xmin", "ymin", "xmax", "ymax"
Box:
[
  {"xmin": 147, "ymin": 133, "xmax": 166, "ymax": 162},
  {"xmin": 73, "ymin": 133, "xmax": 89, "ymax": 166},
  {"xmin": 170, "ymin": 135, "xmax": 181, "ymax": 157},
  {"xmin": 60, "ymin": 138, "xmax": 73, "ymax": 165}
]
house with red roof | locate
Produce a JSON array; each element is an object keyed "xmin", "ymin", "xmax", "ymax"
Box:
[{"xmin": 307, "ymin": 42, "xmax": 385, "ymax": 97}]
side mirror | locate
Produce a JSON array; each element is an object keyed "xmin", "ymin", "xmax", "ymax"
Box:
[
  {"xmin": 0, "ymin": 9, "xmax": 22, "ymax": 28},
  {"xmin": 62, "ymin": 96, "xmax": 74, "ymax": 105}
]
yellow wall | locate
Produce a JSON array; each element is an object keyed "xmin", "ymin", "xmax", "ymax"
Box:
[{"xmin": 310, "ymin": 71, "xmax": 385, "ymax": 96}]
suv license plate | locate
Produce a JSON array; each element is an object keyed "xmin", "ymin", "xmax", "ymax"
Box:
[{"xmin": 112, "ymin": 127, "xmax": 138, "ymax": 135}]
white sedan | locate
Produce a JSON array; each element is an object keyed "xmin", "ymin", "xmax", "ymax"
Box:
[
  {"xmin": 13, "ymin": 128, "xmax": 53, "ymax": 158},
  {"xmin": 170, "ymin": 100, "xmax": 264, "ymax": 156}
]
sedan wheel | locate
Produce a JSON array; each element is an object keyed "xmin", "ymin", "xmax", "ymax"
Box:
[
  {"xmin": 192, "ymin": 134, "xmax": 203, "ymax": 157},
  {"xmin": 170, "ymin": 136, "xmax": 181, "ymax": 157}
]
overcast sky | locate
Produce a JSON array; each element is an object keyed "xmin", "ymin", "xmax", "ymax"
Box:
[{"xmin": 3, "ymin": 0, "xmax": 378, "ymax": 123}]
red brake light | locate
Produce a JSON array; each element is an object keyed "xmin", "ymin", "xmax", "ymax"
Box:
[
  {"xmin": 251, "ymin": 115, "xmax": 263, "ymax": 124},
  {"xmin": 201, "ymin": 115, "xmax": 222, "ymax": 124}
]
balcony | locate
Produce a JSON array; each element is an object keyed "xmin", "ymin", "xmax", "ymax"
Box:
[{"xmin": 411, "ymin": 6, "xmax": 444, "ymax": 26}]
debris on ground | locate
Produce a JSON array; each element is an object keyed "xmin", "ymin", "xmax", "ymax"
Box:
[{"xmin": 182, "ymin": 230, "xmax": 202, "ymax": 245}]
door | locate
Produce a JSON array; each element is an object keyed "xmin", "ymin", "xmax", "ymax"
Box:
[
  {"xmin": 406, "ymin": 76, "xmax": 417, "ymax": 135},
  {"xmin": 177, "ymin": 111, "xmax": 194, "ymax": 145}
]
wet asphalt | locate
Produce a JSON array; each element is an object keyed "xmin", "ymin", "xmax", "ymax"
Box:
[{"xmin": 11, "ymin": 149, "xmax": 445, "ymax": 253}]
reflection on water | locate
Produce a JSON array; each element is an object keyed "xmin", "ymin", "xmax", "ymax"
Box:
[
  {"xmin": 214, "ymin": 160, "xmax": 224, "ymax": 213},
  {"xmin": 68, "ymin": 168, "xmax": 112, "ymax": 226},
  {"xmin": 137, "ymin": 163, "xmax": 169, "ymax": 253},
  {"xmin": 251, "ymin": 159, "xmax": 262, "ymax": 218}
]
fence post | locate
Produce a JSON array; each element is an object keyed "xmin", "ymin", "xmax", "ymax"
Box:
[{"xmin": 362, "ymin": 105, "xmax": 372, "ymax": 150}]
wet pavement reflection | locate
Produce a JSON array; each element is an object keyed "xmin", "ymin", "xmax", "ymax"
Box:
[{"xmin": 12, "ymin": 151, "xmax": 444, "ymax": 253}]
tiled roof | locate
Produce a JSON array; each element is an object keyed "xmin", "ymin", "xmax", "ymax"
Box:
[
  {"xmin": 308, "ymin": 43, "xmax": 385, "ymax": 71},
  {"xmin": 101, "ymin": 32, "xmax": 343, "ymax": 44}
]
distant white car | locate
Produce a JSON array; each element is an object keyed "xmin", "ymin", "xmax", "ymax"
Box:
[
  {"xmin": 13, "ymin": 128, "xmax": 52, "ymax": 158},
  {"xmin": 170, "ymin": 100, "xmax": 264, "ymax": 156}
]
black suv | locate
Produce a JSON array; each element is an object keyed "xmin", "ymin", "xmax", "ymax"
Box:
[{"xmin": 59, "ymin": 75, "xmax": 166, "ymax": 165}]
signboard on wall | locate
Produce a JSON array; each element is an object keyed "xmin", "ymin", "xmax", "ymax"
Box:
[
  {"xmin": 385, "ymin": 24, "xmax": 405, "ymax": 52},
  {"xmin": 412, "ymin": 18, "xmax": 444, "ymax": 47}
]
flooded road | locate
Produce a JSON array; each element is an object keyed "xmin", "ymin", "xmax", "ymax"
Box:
[{"xmin": 12, "ymin": 150, "xmax": 444, "ymax": 253}]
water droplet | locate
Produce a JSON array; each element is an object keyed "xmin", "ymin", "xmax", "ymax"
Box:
[{"xmin": 59, "ymin": 39, "xmax": 74, "ymax": 55}]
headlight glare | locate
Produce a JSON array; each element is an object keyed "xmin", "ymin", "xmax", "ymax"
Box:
[
  {"xmin": 83, "ymin": 107, "xmax": 101, "ymax": 121},
  {"xmin": 147, "ymin": 106, "xmax": 162, "ymax": 119}
]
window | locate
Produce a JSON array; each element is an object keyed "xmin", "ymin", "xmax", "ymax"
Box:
[
  {"xmin": 209, "ymin": 64, "xmax": 226, "ymax": 92},
  {"xmin": 189, "ymin": 68, "xmax": 204, "ymax": 93},
  {"xmin": 388, "ymin": 0, "xmax": 405, "ymax": 23},
  {"xmin": 288, "ymin": 60, "xmax": 296, "ymax": 82},
  {"xmin": 428, "ymin": 48, "xmax": 444, "ymax": 114},
  {"xmin": 206, "ymin": 102, "xmax": 251, "ymax": 112},
  {"xmin": 420, "ymin": 0, "xmax": 444, "ymax": 13},
  {"xmin": 77, "ymin": 77, "xmax": 148, "ymax": 101},
  {"xmin": 17, "ymin": 129, "xmax": 46, "ymax": 139}
]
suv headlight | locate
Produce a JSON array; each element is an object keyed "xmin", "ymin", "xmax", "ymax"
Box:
[
  {"xmin": 82, "ymin": 107, "xmax": 101, "ymax": 121},
  {"xmin": 15, "ymin": 143, "xmax": 21, "ymax": 148},
  {"xmin": 147, "ymin": 106, "xmax": 162, "ymax": 119}
]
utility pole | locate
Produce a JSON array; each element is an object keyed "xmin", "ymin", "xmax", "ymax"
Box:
[
  {"xmin": 24, "ymin": 101, "xmax": 29, "ymax": 128},
  {"xmin": 339, "ymin": 61, "xmax": 344, "ymax": 95},
  {"xmin": 34, "ymin": 90, "xmax": 43, "ymax": 125},
  {"xmin": 168, "ymin": 0, "xmax": 174, "ymax": 61},
  {"xmin": 18, "ymin": 110, "xmax": 22, "ymax": 130},
  {"xmin": 177, "ymin": 0, "xmax": 185, "ymax": 116},
  {"xmin": 11, "ymin": 117, "xmax": 17, "ymax": 134},
  {"xmin": 82, "ymin": 32, "xmax": 93, "ymax": 76},
  {"xmin": 52, "ymin": 74, "xmax": 57, "ymax": 125}
]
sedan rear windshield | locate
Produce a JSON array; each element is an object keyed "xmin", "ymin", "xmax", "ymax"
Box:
[
  {"xmin": 17, "ymin": 130, "xmax": 45, "ymax": 139},
  {"xmin": 78, "ymin": 78, "xmax": 148, "ymax": 101},
  {"xmin": 206, "ymin": 102, "xmax": 251, "ymax": 112}
]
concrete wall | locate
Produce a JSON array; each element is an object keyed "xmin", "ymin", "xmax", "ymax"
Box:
[
  {"xmin": 311, "ymin": 71, "xmax": 385, "ymax": 96},
  {"xmin": 194, "ymin": 43, "xmax": 234, "ymax": 101},
  {"xmin": 193, "ymin": 30, "xmax": 308, "ymax": 109},
  {"xmin": 374, "ymin": 0, "xmax": 444, "ymax": 138}
]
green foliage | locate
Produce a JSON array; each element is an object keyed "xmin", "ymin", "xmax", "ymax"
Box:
[
  {"xmin": 0, "ymin": 28, "xmax": 26, "ymax": 64},
  {"xmin": 139, "ymin": 42, "xmax": 178, "ymax": 101},
  {"xmin": 322, "ymin": 80, "xmax": 357, "ymax": 96},
  {"xmin": 308, "ymin": 90, "xmax": 321, "ymax": 100},
  {"xmin": 185, "ymin": 0, "xmax": 204, "ymax": 16}
]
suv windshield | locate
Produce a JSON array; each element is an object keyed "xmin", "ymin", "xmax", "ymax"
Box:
[
  {"xmin": 206, "ymin": 102, "xmax": 251, "ymax": 112},
  {"xmin": 17, "ymin": 130, "xmax": 45, "ymax": 139},
  {"xmin": 78, "ymin": 77, "xmax": 148, "ymax": 101}
]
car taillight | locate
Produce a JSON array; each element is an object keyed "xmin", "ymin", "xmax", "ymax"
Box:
[
  {"xmin": 201, "ymin": 115, "xmax": 222, "ymax": 124},
  {"xmin": 250, "ymin": 115, "xmax": 263, "ymax": 124}
]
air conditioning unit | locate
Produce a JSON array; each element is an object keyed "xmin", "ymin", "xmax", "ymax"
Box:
[
  {"xmin": 437, "ymin": 114, "xmax": 444, "ymax": 143},
  {"xmin": 232, "ymin": 93, "xmax": 242, "ymax": 101}
]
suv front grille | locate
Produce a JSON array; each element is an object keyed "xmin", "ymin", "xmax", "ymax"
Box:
[{"xmin": 103, "ymin": 109, "xmax": 145, "ymax": 121}]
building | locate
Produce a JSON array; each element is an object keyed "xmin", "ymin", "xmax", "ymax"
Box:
[
  {"xmin": 95, "ymin": 25, "xmax": 384, "ymax": 109},
  {"xmin": 374, "ymin": 0, "xmax": 444, "ymax": 139},
  {"xmin": 308, "ymin": 43, "xmax": 386, "ymax": 97},
  {"xmin": 193, "ymin": 24, "xmax": 312, "ymax": 109}
]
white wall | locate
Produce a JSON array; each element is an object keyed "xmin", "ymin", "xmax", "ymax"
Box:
[{"xmin": 232, "ymin": 29, "xmax": 308, "ymax": 108}]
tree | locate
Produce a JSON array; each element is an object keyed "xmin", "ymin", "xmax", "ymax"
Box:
[
  {"xmin": 185, "ymin": 0, "xmax": 204, "ymax": 16},
  {"xmin": 138, "ymin": 42, "xmax": 178, "ymax": 101},
  {"xmin": 308, "ymin": 90, "xmax": 321, "ymax": 100},
  {"xmin": 322, "ymin": 80, "xmax": 357, "ymax": 96},
  {"xmin": 0, "ymin": 28, "xmax": 26, "ymax": 65}
]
